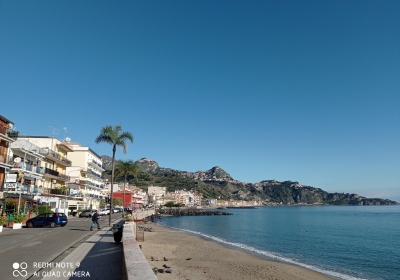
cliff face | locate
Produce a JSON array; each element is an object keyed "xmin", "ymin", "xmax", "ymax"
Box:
[
  {"xmin": 101, "ymin": 155, "xmax": 120, "ymax": 171},
  {"xmin": 121, "ymin": 158, "xmax": 399, "ymax": 205}
]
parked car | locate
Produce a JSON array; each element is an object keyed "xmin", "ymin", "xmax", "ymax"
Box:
[
  {"xmin": 113, "ymin": 207, "xmax": 120, "ymax": 213},
  {"xmin": 106, "ymin": 206, "xmax": 114, "ymax": 214},
  {"xmin": 79, "ymin": 209, "xmax": 97, "ymax": 218},
  {"xmin": 26, "ymin": 213, "xmax": 68, "ymax": 228},
  {"xmin": 99, "ymin": 209, "xmax": 107, "ymax": 216}
]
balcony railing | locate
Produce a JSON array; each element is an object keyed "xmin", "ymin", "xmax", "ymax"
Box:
[
  {"xmin": 11, "ymin": 162, "xmax": 44, "ymax": 174},
  {"xmin": 39, "ymin": 148, "xmax": 72, "ymax": 166},
  {"xmin": 88, "ymin": 160, "xmax": 104, "ymax": 170},
  {"xmin": 45, "ymin": 167, "xmax": 59, "ymax": 177},
  {"xmin": 91, "ymin": 172, "xmax": 104, "ymax": 180},
  {"xmin": 1, "ymin": 184, "xmax": 44, "ymax": 194},
  {"xmin": 7, "ymin": 128, "xmax": 19, "ymax": 138},
  {"xmin": 11, "ymin": 140, "xmax": 40, "ymax": 154},
  {"xmin": 0, "ymin": 126, "xmax": 19, "ymax": 138}
]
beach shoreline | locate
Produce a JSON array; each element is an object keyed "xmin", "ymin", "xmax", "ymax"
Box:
[{"xmin": 137, "ymin": 222, "xmax": 335, "ymax": 280}]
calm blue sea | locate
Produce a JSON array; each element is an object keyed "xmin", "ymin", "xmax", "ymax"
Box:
[{"xmin": 159, "ymin": 206, "xmax": 400, "ymax": 280}]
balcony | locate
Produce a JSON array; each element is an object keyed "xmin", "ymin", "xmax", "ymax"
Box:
[
  {"xmin": 10, "ymin": 162, "xmax": 44, "ymax": 175},
  {"xmin": 41, "ymin": 188, "xmax": 81, "ymax": 197},
  {"xmin": 1, "ymin": 184, "xmax": 44, "ymax": 194},
  {"xmin": 44, "ymin": 167, "xmax": 59, "ymax": 177},
  {"xmin": 89, "ymin": 171, "xmax": 104, "ymax": 180},
  {"xmin": 79, "ymin": 180, "xmax": 98, "ymax": 188},
  {"xmin": 88, "ymin": 160, "xmax": 105, "ymax": 171},
  {"xmin": 39, "ymin": 148, "xmax": 72, "ymax": 166},
  {"xmin": 0, "ymin": 126, "xmax": 19, "ymax": 140},
  {"xmin": 11, "ymin": 140, "xmax": 41, "ymax": 154}
]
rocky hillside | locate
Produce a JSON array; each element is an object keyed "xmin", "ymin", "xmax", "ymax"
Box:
[
  {"xmin": 104, "ymin": 157, "xmax": 399, "ymax": 205},
  {"xmin": 101, "ymin": 155, "xmax": 120, "ymax": 170}
]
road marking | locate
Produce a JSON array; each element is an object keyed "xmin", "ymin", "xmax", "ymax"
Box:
[{"xmin": 21, "ymin": 241, "xmax": 42, "ymax": 247}]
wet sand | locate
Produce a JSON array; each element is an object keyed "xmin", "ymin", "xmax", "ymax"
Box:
[{"xmin": 137, "ymin": 222, "xmax": 334, "ymax": 280}]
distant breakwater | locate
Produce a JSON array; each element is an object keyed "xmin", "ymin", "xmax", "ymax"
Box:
[
  {"xmin": 226, "ymin": 206, "xmax": 257, "ymax": 209},
  {"xmin": 158, "ymin": 209, "xmax": 233, "ymax": 217}
]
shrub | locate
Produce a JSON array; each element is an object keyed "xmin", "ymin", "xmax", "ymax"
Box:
[
  {"xmin": 0, "ymin": 217, "xmax": 5, "ymax": 226},
  {"xmin": 125, "ymin": 214, "xmax": 132, "ymax": 222},
  {"xmin": 13, "ymin": 213, "xmax": 26, "ymax": 223},
  {"xmin": 38, "ymin": 205, "xmax": 52, "ymax": 215}
]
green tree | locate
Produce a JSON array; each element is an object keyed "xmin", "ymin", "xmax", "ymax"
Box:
[
  {"xmin": 95, "ymin": 125, "xmax": 133, "ymax": 226},
  {"xmin": 115, "ymin": 160, "xmax": 139, "ymax": 217},
  {"xmin": 112, "ymin": 198, "xmax": 123, "ymax": 206},
  {"xmin": 165, "ymin": 201, "xmax": 175, "ymax": 208},
  {"xmin": 99, "ymin": 199, "xmax": 106, "ymax": 208}
]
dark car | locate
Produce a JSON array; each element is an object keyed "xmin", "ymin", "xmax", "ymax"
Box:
[{"xmin": 26, "ymin": 213, "xmax": 68, "ymax": 228}]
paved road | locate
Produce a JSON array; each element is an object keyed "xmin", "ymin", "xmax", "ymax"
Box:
[{"xmin": 0, "ymin": 213, "xmax": 124, "ymax": 280}]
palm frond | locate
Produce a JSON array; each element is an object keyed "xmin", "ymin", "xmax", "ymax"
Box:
[
  {"xmin": 95, "ymin": 134, "xmax": 114, "ymax": 145},
  {"xmin": 119, "ymin": 131, "xmax": 134, "ymax": 143}
]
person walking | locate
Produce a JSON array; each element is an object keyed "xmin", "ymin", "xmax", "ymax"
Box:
[{"xmin": 90, "ymin": 210, "xmax": 100, "ymax": 231}]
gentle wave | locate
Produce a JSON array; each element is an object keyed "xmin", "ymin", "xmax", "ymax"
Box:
[{"xmin": 165, "ymin": 224, "xmax": 370, "ymax": 280}]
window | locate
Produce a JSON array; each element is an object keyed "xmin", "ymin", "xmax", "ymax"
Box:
[{"xmin": 50, "ymin": 202, "xmax": 56, "ymax": 209}]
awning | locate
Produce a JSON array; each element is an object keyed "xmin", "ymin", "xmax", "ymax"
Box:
[
  {"xmin": 24, "ymin": 174, "xmax": 44, "ymax": 180},
  {"xmin": 0, "ymin": 163, "xmax": 11, "ymax": 169}
]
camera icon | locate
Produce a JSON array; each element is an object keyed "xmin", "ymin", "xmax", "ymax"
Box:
[{"xmin": 13, "ymin": 262, "xmax": 28, "ymax": 277}]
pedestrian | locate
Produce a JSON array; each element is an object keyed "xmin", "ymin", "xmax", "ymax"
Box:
[{"xmin": 90, "ymin": 210, "xmax": 100, "ymax": 231}]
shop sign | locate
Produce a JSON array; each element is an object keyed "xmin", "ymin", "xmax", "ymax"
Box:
[
  {"xmin": 4, "ymin": 182, "xmax": 17, "ymax": 189},
  {"xmin": 5, "ymin": 174, "xmax": 17, "ymax": 183}
]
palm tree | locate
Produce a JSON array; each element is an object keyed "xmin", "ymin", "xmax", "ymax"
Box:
[
  {"xmin": 95, "ymin": 125, "xmax": 133, "ymax": 226},
  {"xmin": 115, "ymin": 160, "xmax": 139, "ymax": 217}
]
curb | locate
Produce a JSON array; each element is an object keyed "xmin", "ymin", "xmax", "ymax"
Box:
[{"xmin": 122, "ymin": 222, "xmax": 157, "ymax": 280}]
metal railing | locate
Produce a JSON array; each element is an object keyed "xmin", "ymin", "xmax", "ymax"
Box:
[
  {"xmin": 88, "ymin": 160, "xmax": 105, "ymax": 170},
  {"xmin": 44, "ymin": 167, "xmax": 59, "ymax": 177},
  {"xmin": 0, "ymin": 126, "xmax": 19, "ymax": 138},
  {"xmin": 10, "ymin": 162, "xmax": 44, "ymax": 174},
  {"xmin": 39, "ymin": 148, "xmax": 72, "ymax": 166},
  {"xmin": 10, "ymin": 140, "xmax": 40, "ymax": 154},
  {"xmin": 91, "ymin": 172, "xmax": 104, "ymax": 180}
]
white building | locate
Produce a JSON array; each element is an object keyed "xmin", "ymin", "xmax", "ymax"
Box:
[
  {"xmin": 65, "ymin": 143, "xmax": 105, "ymax": 210},
  {"xmin": 148, "ymin": 186, "xmax": 166, "ymax": 206},
  {"xmin": 4, "ymin": 140, "xmax": 45, "ymax": 201}
]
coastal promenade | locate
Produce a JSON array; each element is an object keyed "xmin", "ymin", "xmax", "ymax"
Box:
[{"xmin": 0, "ymin": 210, "xmax": 156, "ymax": 280}]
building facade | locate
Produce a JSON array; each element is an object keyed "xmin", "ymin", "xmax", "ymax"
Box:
[
  {"xmin": 65, "ymin": 143, "xmax": 104, "ymax": 210},
  {"xmin": 0, "ymin": 115, "xmax": 17, "ymax": 198}
]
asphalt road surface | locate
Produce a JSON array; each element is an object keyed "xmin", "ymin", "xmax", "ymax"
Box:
[{"xmin": 0, "ymin": 213, "xmax": 123, "ymax": 280}]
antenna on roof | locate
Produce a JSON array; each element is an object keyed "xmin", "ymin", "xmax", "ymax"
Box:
[
  {"xmin": 50, "ymin": 125, "xmax": 59, "ymax": 149},
  {"xmin": 66, "ymin": 137, "xmax": 71, "ymax": 143},
  {"xmin": 63, "ymin": 127, "xmax": 68, "ymax": 140}
]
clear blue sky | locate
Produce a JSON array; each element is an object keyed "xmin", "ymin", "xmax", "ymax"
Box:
[{"xmin": 1, "ymin": 1, "xmax": 399, "ymax": 201}]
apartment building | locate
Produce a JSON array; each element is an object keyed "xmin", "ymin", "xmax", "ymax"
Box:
[
  {"xmin": 148, "ymin": 186, "xmax": 166, "ymax": 206},
  {"xmin": 65, "ymin": 143, "xmax": 104, "ymax": 210},
  {"xmin": 0, "ymin": 115, "xmax": 17, "ymax": 198},
  {"xmin": 17, "ymin": 137, "xmax": 72, "ymax": 191},
  {"xmin": 4, "ymin": 140, "xmax": 45, "ymax": 201}
]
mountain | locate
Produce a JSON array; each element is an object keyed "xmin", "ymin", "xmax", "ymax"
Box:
[
  {"xmin": 101, "ymin": 155, "xmax": 120, "ymax": 171},
  {"xmin": 105, "ymin": 157, "xmax": 399, "ymax": 205}
]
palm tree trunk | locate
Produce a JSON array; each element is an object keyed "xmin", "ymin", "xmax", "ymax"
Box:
[
  {"xmin": 122, "ymin": 173, "xmax": 127, "ymax": 217},
  {"xmin": 109, "ymin": 145, "xmax": 116, "ymax": 227}
]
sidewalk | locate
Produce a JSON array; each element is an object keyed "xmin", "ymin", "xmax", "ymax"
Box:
[{"xmin": 39, "ymin": 223, "xmax": 124, "ymax": 280}]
